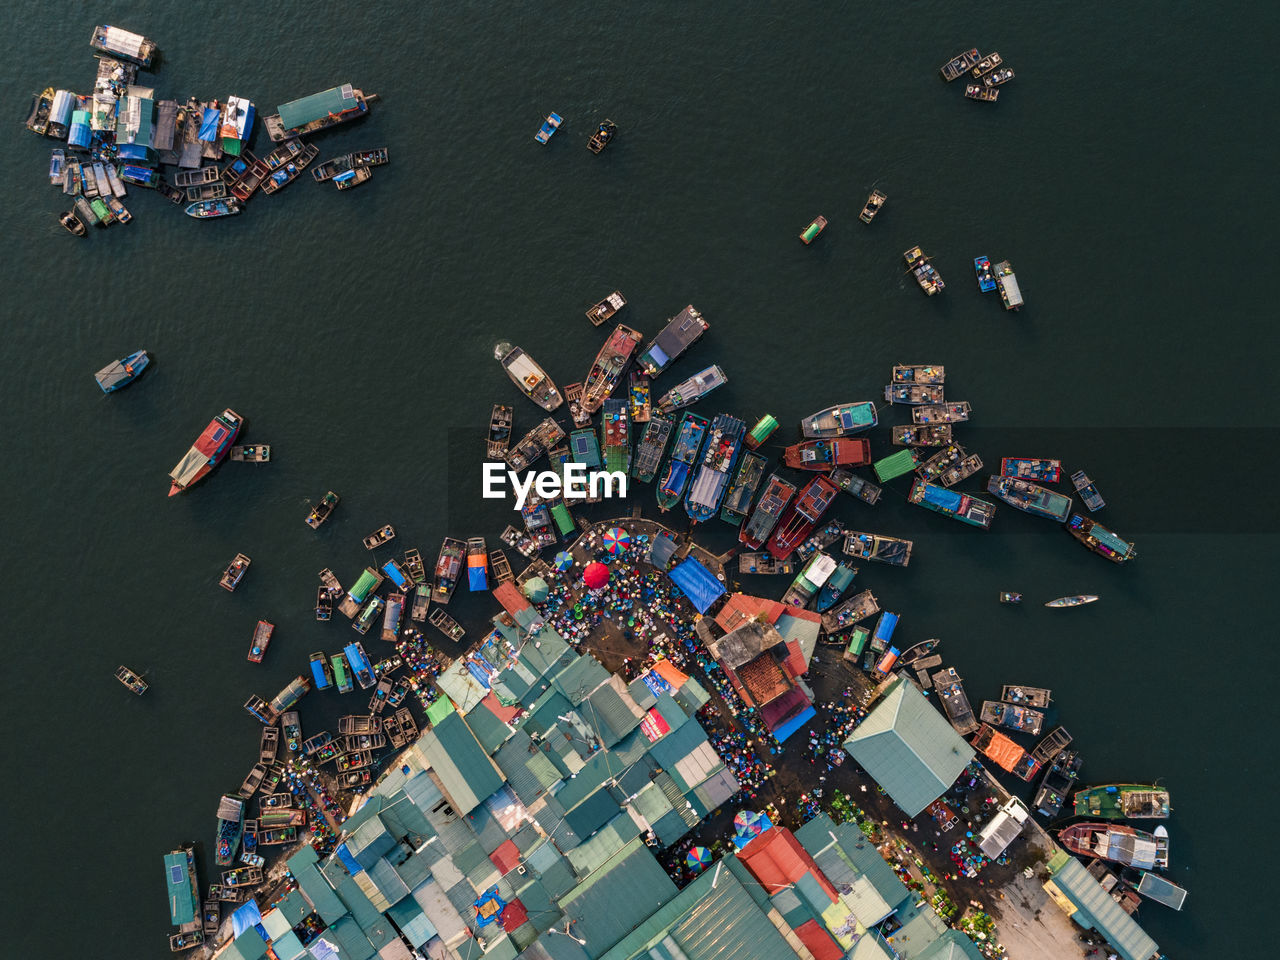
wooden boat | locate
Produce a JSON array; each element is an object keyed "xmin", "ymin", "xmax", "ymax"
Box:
[
  {"xmin": 222, "ymin": 150, "xmax": 270, "ymax": 202},
  {"xmin": 60, "ymin": 210, "xmax": 88, "ymax": 237},
  {"xmin": 237, "ymin": 763, "xmax": 267, "ymax": 799},
  {"xmin": 387, "ymin": 678, "xmax": 410, "ymax": 708},
  {"xmin": 974, "ymin": 256, "xmax": 997, "ymax": 292},
  {"xmin": 257, "ymin": 826, "xmax": 298, "ymax": 845},
  {"xmin": 737, "ymin": 553, "xmax": 794, "ymax": 575},
  {"xmin": 587, "ymin": 291, "xmax": 627, "ymax": 325},
  {"xmin": 157, "ymin": 181, "xmax": 185, "ymax": 204},
  {"xmin": 828, "ymin": 468, "xmax": 882, "ymax": 505},
  {"xmin": 933, "ymin": 668, "xmax": 979, "ymax": 736},
  {"xmin": 980, "ymin": 700, "xmax": 1045, "ymax": 735},
  {"xmin": 185, "ymin": 198, "xmax": 241, "ymax": 219},
  {"xmin": 488, "ymin": 404, "xmax": 513, "ymax": 458},
  {"xmin": 859, "ymin": 190, "xmax": 886, "ymax": 223},
  {"xmin": 588, "ymin": 119, "xmax": 617, "ymax": 153},
  {"xmin": 1031, "ymin": 726, "xmax": 1074, "ymax": 764},
  {"xmin": 1046, "ymin": 595, "xmax": 1099, "ymax": 608},
  {"xmin": 965, "ymin": 84, "xmax": 999, "ymax": 102},
  {"xmin": 917, "ymin": 443, "xmax": 966, "ymax": 483},
  {"xmin": 535, "ymin": 112, "xmax": 563, "ymax": 143},
  {"xmin": 363, "ymin": 524, "xmax": 396, "ymax": 550},
  {"xmin": 497, "ymin": 342, "xmax": 564, "ymax": 412},
  {"xmin": 409, "ymin": 583, "xmax": 431, "ymax": 622},
  {"xmin": 302, "ymin": 731, "xmax": 335, "ymax": 757},
  {"xmin": 429, "ymin": 607, "xmax": 466, "ymax": 642},
  {"xmin": 402, "ymin": 548, "xmax": 426, "ymax": 584},
  {"xmin": 306, "ymin": 491, "xmax": 340, "ymax": 529},
  {"xmin": 940, "ymin": 48, "xmax": 981, "ymax": 81},
  {"xmin": 628, "ymin": 370, "xmax": 652, "ymax": 423},
  {"xmin": 898, "ymin": 638, "xmax": 939, "ymax": 667},
  {"xmin": 248, "ymin": 621, "xmax": 274, "ymax": 663},
  {"xmin": 912, "ymin": 402, "xmax": 970, "ymax": 424},
  {"xmin": 25, "ymin": 86, "xmax": 54, "ymax": 135},
  {"xmin": 220, "ymin": 554, "xmax": 251, "ymax": 592},
  {"xmin": 938, "ymin": 453, "xmax": 984, "ymax": 487},
  {"xmin": 260, "ymin": 141, "xmax": 320, "ymax": 195},
  {"xmin": 800, "ymin": 215, "xmax": 827, "ymax": 244},
  {"xmin": 338, "ymin": 715, "xmax": 383, "ymax": 736},
  {"xmin": 892, "ymin": 424, "xmax": 952, "ymax": 446},
  {"xmin": 353, "ymin": 596, "xmax": 384, "ymax": 635},
  {"xmin": 259, "ymin": 726, "xmax": 279, "ymax": 763},
  {"xmin": 1002, "ymin": 685, "xmax": 1051, "ymax": 708},
  {"xmin": 999, "ymin": 592, "xmax": 1023, "ymax": 604},
  {"xmin": 884, "ymin": 383, "xmax": 944, "ymax": 405},
  {"xmin": 115, "ymin": 664, "xmax": 148, "ymax": 695},
  {"xmin": 490, "ymin": 548, "xmax": 514, "ymax": 584},
  {"xmin": 368, "ymin": 677, "xmax": 394, "ymax": 713},
  {"xmin": 336, "ymin": 750, "xmax": 374, "ymax": 772},
  {"xmin": 842, "ymin": 531, "xmax": 912, "ymax": 567},
  {"xmin": 971, "ymin": 52, "xmax": 1003, "ymax": 78},
  {"xmin": 170, "ymin": 931, "xmax": 204, "ymax": 952},
  {"xmin": 821, "ymin": 589, "xmax": 880, "ymax": 634},
  {"xmin": 220, "ymin": 866, "xmax": 263, "ymax": 886},
  {"xmin": 319, "ymin": 568, "xmax": 343, "ymax": 596},
  {"xmin": 1067, "ymin": 515, "xmax": 1135, "ymax": 563},
  {"xmin": 1071, "ymin": 471, "xmax": 1106, "ymax": 512},
  {"xmin": 202, "ymin": 901, "xmax": 220, "ymax": 939},
  {"xmin": 904, "ymin": 246, "xmax": 944, "ymax": 294},
  {"xmin": 174, "ymin": 166, "xmax": 222, "ymax": 188},
  {"xmin": 1000, "ymin": 457, "xmax": 1061, "ymax": 483},
  {"xmin": 316, "ymin": 587, "xmax": 333, "ymax": 621},
  {"xmin": 432, "ymin": 537, "xmax": 467, "ymax": 603},
  {"xmin": 311, "ymin": 147, "xmax": 389, "ymax": 181},
  {"xmin": 984, "ymin": 67, "xmax": 1015, "ymax": 87},
  {"xmin": 186, "ymin": 181, "xmax": 230, "ymax": 202},
  {"xmin": 801, "ymin": 402, "xmax": 878, "ymax": 438},
  {"xmin": 334, "ymin": 166, "xmax": 373, "ymax": 190},
  {"xmin": 340, "ymin": 769, "xmax": 374, "ymax": 789},
  {"xmin": 892, "ymin": 364, "xmax": 944, "ymax": 384},
  {"xmin": 230, "ymin": 444, "xmax": 270, "ymax": 462}
]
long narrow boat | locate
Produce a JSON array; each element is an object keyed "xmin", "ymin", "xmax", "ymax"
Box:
[
  {"xmin": 581, "ymin": 324, "xmax": 644, "ymax": 414},
  {"xmin": 487, "ymin": 404, "xmax": 513, "ymax": 459},
  {"xmin": 429, "ymin": 607, "xmax": 467, "ymax": 642},
  {"xmin": 918, "ymin": 444, "xmax": 968, "ymax": 482},
  {"xmin": 686, "ymin": 413, "xmax": 745, "ymax": 522},
  {"xmin": 940, "ymin": 48, "xmax": 981, "ymax": 81},
  {"xmin": 1073, "ymin": 784, "xmax": 1170, "ymax": 820},
  {"xmin": 938, "ymin": 454, "xmax": 984, "ymax": 487},
  {"xmin": 310, "ymin": 147, "xmax": 389, "ymax": 180},
  {"xmin": 740, "ymin": 474, "xmax": 796, "ymax": 549},
  {"xmin": 892, "ymin": 424, "xmax": 952, "ymax": 447},
  {"xmin": 631, "ymin": 414, "xmax": 674, "ymax": 482},
  {"xmin": 965, "ymin": 85, "xmax": 1000, "ymax": 102},
  {"xmin": 1002, "ymin": 685, "xmax": 1051, "ymax": 708},
  {"xmin": 821, "ymin": 589, "xmax": 880, "ymax": 634},
  {"xmin": 1067, "ymin": 515, "xmax": 1136, "ymax": 563},
  {"xmin": 115, "ymin": 664, "xmax": 148, "ymax": 694},
  {"xmin": 219, "ymin": 553, "xmax": 251, "ymax": 592},
  {"xmin": 637, "ymin": 305, "xmax": 707, "ymax": 377},
  {"xmin": 912, "ymin": 402, "xmax": 971, "ymax": 424},
  {"xmin": 987, "ymin": 476, "xmax": 1073, "ymax": 521},
  {"xmin": 601, "ymin": 398, "xmax": 632, "ymax": 474},
  {"xmin": 505, "ymin": 418, "xmax": 566, "ymax": 471},
  {"xmin": 984, "ymin": 67, "xmax": 1015, "ymax": 87},
  {"xmin": 974, "ymin": 256, "xmax": 997, "ymax": 292},
  {"xmin": 801, "ymin": 402, "xmax": 877, "ymax": 438},
  {"xmin": 720, "ymin": 452, "xmax": 768, "ymax": 525},
  {"xmin": 1000, "ymin": 458, "xmax": 1062, "ymax": 483},
  {"xmin": 656, "ymin": 412, "xmax": 709, "ymax": 511},
  {"xmin": 884, "ymin": 383, "xmax": 944, "ymax": 405},
  {"xmin": 1070, "ymin": 470, "xmax": 1106, "ymax": 511},
  {"xmin": 908, "ymin": 479, "xmax": 997, "ymax": 528},
  {"xmin": 214, "ymin": 794, "xmax": 245, "ymax": 866},
  {"xmin": 432, "ymin": 537, "xmax": 467, "ymax": 603},
  {"xmin": 466, "ymin": 537, "xmax": 489, "ymax": 591},
  {"xmin": 1045, "ymin": 595, "xmax": 1098, "ymax": 608},
  {"xmin": 363, "ymin": 524, "xmax": 396, "ymax": 549},
  {"xmin": 766, "ymin": 475, "xmax": 839, "ymax": 560},
  {"xmin": 904, "ymin": 246, "xmax": 944, "ymax": 295},
  {"xmin": 892, "ymin": 364, "xmax": 944, "ymax": 384},
  {"xmin": 655, "ymin": 365, "xmax": 727, "ymax": 413},
  {"xmin": 410, "ymin": 583, "xmax": 431, "ymax": 621},
  {"xmin": 828, "ymin": 468, "xmax": 881, "ymax": 505},
  {"xmin": 843, "ymin": 531, "xmax": 913, "ymax": 567},
  {"xmin": 495, "ymin": 342, "xmax": 562, "ymax": 411},
  {"xmin": 247, "ymin": 621, "xmax": 274, "ymax": 663},
  {"xmin": 1059, "ymin": 823, "xmax": 1168, "ymax": 870},
  {"xmin": 490, "ymin": 549, "xmax": 514, "ymax": 584},
  {"xmin": 784, "ymin": 438, "xmax": 871, "ymax": 471},
  {"xmin": 565, "ymin": 382, "xmax": 590, "ymax": 427},
  {"xmin": 265, "ymin": 84, "xmax": 374, "ymax": 141},
  {"xmin": 628, "ymin": 371, "xmax": 652, "ymax": 423},
  {"xmin": 170, "ymin": 409, "xmax": 243, "ymax": 496},
  {"xmin": 980, "ymin": 700, "xmax": 1045, "ymax": 735},
  {"xmin": 334, "ymin": 167, "xmax": 373, "ymax": 190}
]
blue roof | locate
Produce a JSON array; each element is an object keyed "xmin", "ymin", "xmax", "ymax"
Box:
[
  {"xmin": 874, "ymin": 612, "xmax": 899, "ymax": 642},
  {"xmin": 922, "ymin": 484, "xmax": 962, "ymax": 511},
  {"xmin": 198, "ymin": 107, "xmax": 220, "ymax": 141},
  {"xmin": 667, "ymin": 557, "xmax": 726, "ymax": 614}
]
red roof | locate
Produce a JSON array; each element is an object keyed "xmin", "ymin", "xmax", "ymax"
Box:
[
  {"xmin": 499, "ymin": 897, "xmax": 528, "ymax": 932},
  {"xmin": 795, "ymin": 919, "xmax": 844, "ymax": 960},
  {"xmin": 737, "ymin": 827, "xmax": 838, "ymax": 903},
  {"xmin": 781, "ymin": 640, "xmax": 807, "ymax": 679},
  {"xmin": 493, "ymin": 582, "xmax": 531, "ymax": 618},
  {"xmin": 715, "ymin": 594, "xmax": 787, "ymax": 632},
  {"xmin": 489, "ymin": 838, "xmax": 521, "ymax": 874},
  {"xmin": 481, "ymin": 691, "xmax": 522, "ymax": 724}
]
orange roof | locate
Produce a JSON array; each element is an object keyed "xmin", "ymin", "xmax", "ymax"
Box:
[
  {"xmin": 979, "ymin": 727, "xmax": 1025, "ymax": 772},
  {"xmin": 489, "ymin": 838, "xmax": 521, "ymax": 873},
  {"xmin": 738, "ymin": 827, "xmax": 838, "ymax": 903},
  {"xmin": 481, "ymin": 690, "xmax": 522, "ymax": 724},
  {"xmin": 492, "ymin": 582, "xmax": 530, "ymax": 618},
  {"xmin": 651, "ymin": 658, "xmax": 689, "ymax": 690},
  {"xmin": 795, "ymin": 919, "xmax": 844, "ymax": 960},
  {"xmin": 715, "ymin": 594, "xmax": 787, "ymax": 632},
  {"xmin": 781, "ymin": 640, "xmax": 807, "ymax": 679}
]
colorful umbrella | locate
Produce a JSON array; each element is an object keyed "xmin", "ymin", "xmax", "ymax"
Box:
[
  {"xmin": 522, "ymin": 576, "xmax": 549, "ymax": 602},
  {"xmin": 553, "ymin": 551, "xmax": 574, "ymax": 572},
  {"xmin": 582, "ymin": 561, "xmax": 610, "ymax": 590},
  {"xmin": 601, "ymin": 527, "xmax": 632, "ymax": 555},
  {"xmin": 686, "ymin": 846, "xmax": 713, "ymax": 871},
  {"xmin": 733, "ymin": 809, "xmax": 765, "ymax": 840}
]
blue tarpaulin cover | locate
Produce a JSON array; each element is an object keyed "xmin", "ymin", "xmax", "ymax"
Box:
[
  {"xmin": 922, "ymin": 484, "xmax": 962, "ymax": 511},
  {"xmin": 667, "ymin": 557, "xmax": 725, "ymax": 614},
  {"xmin": 344, "ymin": 643, "xmax": 371, "ymax": 675},
  {"xmin": 231, "ymin": 899, "xmax": 263, "ymax": 937},
  {"xmin": 198, "ymin": 107, "xmax": 220, "ymax": 141},
  {"xmin": 468, "ymin": 566, "xmax": 488, "ymax": 591},
  {"xmin": 874, "ymin": 612, "xmax": 899, "ymax": 642},
  {"xmin": 771, "ymin": 705, "xmax": 816, "ymax": 744},
  {"xmin": 310, "ymin": 659, "xmax": 332, "ymax": 690}
]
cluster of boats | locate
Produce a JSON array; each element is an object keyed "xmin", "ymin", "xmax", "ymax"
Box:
[
  {"xmin": 27, "ymin": 24, "xmax": 381, "ymax": 232},
  {"xmin": 534, "ymin": 112, "xmax": 618, "ymax": 154},
  {"xmin": 939, "ymin": 47, "xmax": 1017, "ymax": 103}
]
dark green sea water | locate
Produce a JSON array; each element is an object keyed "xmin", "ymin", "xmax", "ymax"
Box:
[{"xmin": 2, "ymin": 3, "xmax": 1276, "ymax": 957}]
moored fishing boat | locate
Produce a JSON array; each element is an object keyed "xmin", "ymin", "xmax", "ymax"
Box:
[
  {"xmin": 25, "ymin": 87, "xmax": 54, "ymax": 135},
  {"xmin": 740, "ymin": 473, "xmax": 796, "ymax": 549},
  {"xmin": 535, "ymin": 112, "xmax": 563, "ymax": 143},
  {"xmin": 995, "ymin": 260, "xmax": 1023, "ymax": 308},
  {"xmin": 1003, "ymin": 685, "xmax": 1051, "ymax": 707},
  {"xmin": 410, "ymin": 583, "xmax": 431, "ymax": 622},
  {"xmin": 686, "ymin": 413, "xmax": 745, "ymax": 522},
  {"xmin": 965, "ymin": 84, "xmax": 999, "ymax": 102},
  {"xmin": 1000, "ymin": 592, "xmax": 1023, "ymax": 604},
  {"xmin": 884, "ymin": 383, "xmax": 944, "ymax": 405},
  {"xmin": 656, "ymin": 412, "xmax": 709, "ymax": 511},
  {"xmin": 655, "ymin": 365, "xmax": 727, "ymax": 413},
  {"xmin": 799, "ymin": 215, "xmax": 827, "ymax": 244},
  {"xmin": 938, "ymin": 453, "xmax": 984, "ymax": 487},
  {"xmin": 564, "ymin": 382, "xmax": 589, "ymax": 427},
  {"xmin": 202, "ymin": 900, "xmax": 220, "ymax": 940},
  {"xmin": 343, "ymin": 643, "xmax": 377, "ymax": 690},
  {"xmin": 305, "ymin": 491, "xmax": 340, "ymax": 529},
  {"xmin": 980, "ymin": 700, "xmax": 1045, "ymax": 735},
  {"xmin": 219, "ymin": 553, "xmax": 251, "ymax": 592},
  {"xmin": 821, "ymin": 589, "xmax": 880, "ymax": 634},
  {"xmin": 1000, "ymin": 457, "xmax": 1062, "ymax": 483},
  {"xmin": 781, "ymin": 552, "xmax": 838, "ymax": 607},
  {"xmin": 353, "ymin": 596, "xmax": 384, "ymax": 635},
  {"xmin": 505, "ymin": 417, "xmax": 566, "ymax": 471},
  {"xmin": 588, "ymin": 119, "xmax": 617, "ymax": 153},
  {"xmin": 570, "ymin": 428, "xmax": 602, "ymax": 468},
  {"xmin": 247, "ymin": 621, "xmax": 274, "ymax": 663},
  {"xmin": 892, "ymin": 364, "xmax": 944, "ymax": 384},
  {"xmin": 170, "ymin": 931, "xmax": 204, "ymax": 953},
  {"xmin": 940, "ymin": 48, "xmax": 981, "ymax": 81},
  {"xmin": 828, "ymin": 468, "xmax": 882, "ymax": 504},
  {"xmin": 972, "ymin": 52, "xmax": 1003, "ymax": 78},
  {"xmin": 1034, "ymin": 749, "xmax": 1082, "ymax": 818},
  {"xmin": 265, "ymin": 84, "xmax": 373, "ymax": 141},
  {"xmin": 487, "ymin": 404, "xmax": 513, "ymax": 458},
  {"xmin": 219, "ymin": 96, "xmax": 255, "ymax": 156},
  {"xmin": 632, "ymin": 414, "xmax": 674, "ymax": 482},
  {"xmin": 381, "ymin": 593, "xmax": 404, "ymax": 640},
  {"xmin": 934, "ymin": 668, "xmax": 979, "ymax": 735},
  {"xmin": 310, "ymin": 147, "xmax": 389, "ymax": 181},
  {"xmin": 801, "ymin": 402, "xmax": 877, "ymax": 438},
  {"xmin": 230, "ymin": 445, "xmax": 270, "ymax": 462},
  {"xmin": 466, "ymin": 537, "xmax": 489, "ymax": 591},
  {"xmin": 429, "ymin": 607, "xmax": 467, "ymax": 642},
  {"xmin": 987, "ymin": 476, "xmax": 1073, "ymax": 521},
  {"xmin": 49, "ymin": 148, "xmax": 65, "ymax": 185},
  {"xmin": 892, "ymin": 424, "xmax": 952, "ymax": 446},
  {"xmin": 495, "ymin": 342, "xmax": 563, "ymax": 411},
  {"xmin": 214, "ymin": 794, "xmax": 245, "ymax": 866},
  {"xmin": 259, "ymin": 725, "xmax": 280, "ymax": 763},
  {"xmin": 1046, "ymin": 595, "xmax": 1099, "ymax": 608},
  {"xmin": 1059, "ymin": 823, "xmax": 1168, "ymax": 870},
  {"xmin": 115, "ymin": 664, "xmax": 148, "ymax": 694},
  {"xmin": 638, "ymin": 305, "xmax": 707, "ymax": 377},
  {"xmin": 185, "ymin": 198, "xmax": 241, "ymax": 219},
  {"xmin": 815, "ymin": 562, "xmax": 858, "ymax": 612},
  {"xmin": 95, "ymin": 350, "xmax": 149, "ymax": 392},
  {"xmin": 784, "ymin": 438, "xmax": 871, "ymax": 471},
  {"xmin": 334, "ymin": 167, "xmax": 373, "ymax": 190},
  {"xmin": 744, "ymin": 414, "xmax": 779, "ymax": 449},
  {"xmin": 586, "ymin": 290, "xmax": 627, "ymax": 325},
  {"xmin": 974, "ymin": 256, "xmax": 997, "ymax": 292},
  {"xmin": 1073, "ymin": 784, "xmax": 1171, "ymax": 819},
  {"xmin": 860, "ymin": 190, "xmax": 887, "ymax": 223},
  {"xmin": 721, "ymin": 451, "xmax": 768, "ymax": 525},
  {"xmin": 170, "ymin": 409, "xmax": 243, "ymax": 495},
  {"xmin": 1067, "ymin": 515, "xmax": 1136, "ymax": 562},
  {"xmin": 363, "ymin": 524, "xmax": 396, "ymax": 549},
  {"xmin": 309, "ymin": 652, "xmax": 334, "ymax": 690},
  {"xmin": 1071, "ymin": 470, "xmax": 1106, "ymax": 511},
  {"xmin": 766, "ymin": 475, "xmax": 838, "ymax": 559},
  {"xmin": 60, "ymin": 209, "xmax": 88, "ymax": 237},
  {"xmin": 581, "ymin": 324, "xmax": 644, "ymax": 414},
  {"xmin": 601, "ymin": 398, "xmax": 632, "ymax": 474},
  {"xmin": 260, "ymin": 140, "xmax": 319, "ymax": 194},
  {"xmin": 904, "ymin": 246, "xmax": 945, "ymax": 294},
  {"xmin": 908, "ymin": 479, "xmax": 997, "ymax": 528},
  {"xmin": 90, "ymin": 26, "xmax": 157, "ymax": 66},
  {"xmin": 984, "ymin": 67, "xmax": 1015, "ymax": 86},
  {"xmin": 912, "ymin": 402, "xmax": 971, "ymax": 424},
  {"xmin": 628, "ymin": 371, "xmax": 652, "ymax": 423},
  {"xmin": 490, "ymin": 548, "xmax": 513, "ymax": 584},
  {"xmin": 403, "ymin": 548, "xmax": 426, "ymax": 583},
  {"xmin": 432, "ymin": 537, "xmax": 467, "ymax": 604},
  {"xmin": 873, "ymin": 448, "xmax": 921, "ymax": 483},
  {"xmin": 737, "ymin": 553, "xmax": 794, "ymax": 575},
  {"xmin": 843, "ymin": 531, "xmax": 913, "ymax": 567}
]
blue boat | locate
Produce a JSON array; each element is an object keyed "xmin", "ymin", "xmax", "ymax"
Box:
[
  {"xmin": 656, "ymin": 412, "xmax": 709, "ymax": 512},
  {"xmin": 685, "ymin": 413, "xmax": 746, "ymax": 523},
  {"xmin": 974, "ymin": 256, "xmax": 997, "ymax": 292},
  {"xmin": 815, "ymin": 562, "xmax": 857, "ymax": 612},
  {"xmin": 95, "ymin": 349, "xmax": 149, "ymax": 392},
  {"xmin": 344, "ymin": 642, "xmax": 377, "ymax": 689},
  {"xmin": 535, "ymin": 112, "xmax": 563, "ymax": 144}
]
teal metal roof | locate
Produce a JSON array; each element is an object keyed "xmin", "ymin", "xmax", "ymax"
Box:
[
  {"xmin": 553, "ymin": 655, "xmax": 611, "ymax": 704},
  {"xmin": 163, "ymin": 850, "xmax": 198, "ymax": 925},
  {"xmin": 494, "ymin": 730, "xmax": 561, "ymax": 805},
  {"xmin": 276, "ymin": 888, "xmax": 312, "ymax": 925},
  {"xmin": 276, "ymin": 84, "xmax": 360, "ymax": 131},
  {"xmin": 563, "ymin": 787, "xmax": 623, "ymax": 838},
  {"xmin": 324, "ymin": 914, "xmax": 377, "ymax": 960},
  {"xmin": 420, "ymin": 710, "xmax": 506, "ymax": 815},
  {"xmin": 288, "ymin": 847, "xmax": 348, "ymax": 924},
  {"xmin": 466, "ymin": 700, "xmax": 513, "ymax": 754},
  {"xmin": 842, "ymin": 678, "xmax": 974, "ymax": 816},
  {"xmin": 557, "ymin": 839, "xmax": 679, "ymax": 955},
  {"xmin": 221, "ymin": 929, "xmax": 268, "ymax": 960},
  {"xmin": 795, "ymin": 815, "xmax": 908, "ymax": 914},
  {"xmin": 565, "ymin": 814, "xmax": 643, "ymax": 875},
  {"xmin": 522, "ymin": 689, "xmax": 574, "ymax": 737},
  {"xmin": 387, "ymin": 896, "xmax": 437, "ymax": 948},
  {"xmin": 1048, "ymin": 855, "xmax": 1159, "ymax": 960},
  {"xmin": 670, "ymin": 870, "xmax": 800, "ymax": 960},
  {"xmin": 916, "ymin": 930, "xmax": 988, "ymax": 960},
  {"xmin": 882, "ymin": 899, "xmax": 947, "ymax": 959}
]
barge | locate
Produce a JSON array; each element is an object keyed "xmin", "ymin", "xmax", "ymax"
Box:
[
  {"xmin": 637, "ymin": 305, "xmax": 707, "ymax": 376},
  {"xmin": 740, "ymin": 474, "xmax": 796, "ymax": 550},
  {"xmin": 843, "ymin": 531, "xmax": 913, "ymax": 567},
  {"xmin": 631, "ymin": 414, "xmax": 674, "ymax": 483},
  {"xmin": 994, "ymin": 260, "xmax": 1024, "ymax": 309},
  {"xmin": 265, "ymin": 84, "xmax": 372, "ymax": 141}
]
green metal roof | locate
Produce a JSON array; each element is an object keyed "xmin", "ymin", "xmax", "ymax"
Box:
[
  {"xmin": 419, "ymin": 710, "xmax": 506, "ymax": 815},
  {"xmin": 795, "ymin": 815, "xmax": 907, "ymax": 918},
  {"xmin": 163, "ymin": 850, "xmax": 198, "ymax": 925},
  {"xmin": 916, "ymin": 930, "xmax": 988, "ymax": 960},
  {"xmin": 874, "ymin": 448, "xmax": 919, "ymax": 482},
  {"xmin": 349, "ymin": 568, "xmax": 380, "ymax": 602},
  {"xmin": 1047, "ymin": 856, "xmax": 1159, "ymax": 960},
  {"xmin": 558, "ymin": 838, "xmax": 679, "ymax": 955},
  {"xmin": 288, "ymin": 846, "xmax": 349, "ymax": 924},
  {"xmin": 670, "ymin": 870, "xmax": 801, "ymax": 960},
  {"xmin": 221, "ymin": 929, "xmax": 268, "ymax": 960},
  {"xmin": 553, "ymin": 655, "xmax": 611, "ymax": 704},
  {"xmin": 276, "ymin": 84, "xmax": 359, "ymax": 131},
  {"xmin": 842, "ymin": 678, "xmax": 974, "ymax": 816},
  {"xmin": 465, "ymin": 700, "xmax": 512, "ymax": 754}
]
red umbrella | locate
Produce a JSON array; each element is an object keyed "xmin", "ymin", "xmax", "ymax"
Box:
[{"xmin": 582, "ymin": 562, "xmax": 610, "ymax": 590}]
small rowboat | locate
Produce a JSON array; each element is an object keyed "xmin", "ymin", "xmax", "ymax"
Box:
[
  {"xmin": 999, "ymin": 592, "xmax": 1022, "ymax": 604},
  {"xmin": 535, "ymin": 112, "xmax": 563, "ymax": 143},
  {"xmin": 800, "ymin": 216, "xmax": 827, "ymax": 244},
  {"xmin": 1045, "ymin": 595, "xmax": 1099, "ymax": 608}
]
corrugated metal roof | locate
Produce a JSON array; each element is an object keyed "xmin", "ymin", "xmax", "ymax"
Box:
[
  {"xmin": 565, "ymin": 814, "xmax": 643, "ymax": 876},
  {"xmin": 692, "ymin": 768, "xmax": 740, "ymax": 813},
  {"xmin": 563, "ymin": 787, "xmax": 621, "ymax": 839},
  {"xmin": 584, "ymin": 676, "xmax": 645, "ymax": 746},
  {"xmin": 495, "ymin": 732, "xmax": 560, "ymax": 805},
  {"xmin": 1046, "ymin": 857, "xmax": 1159, "ymax": 960},
  {"xmin": 531, "ymin": 794, "xmax": 582, "ymax": 851},
  {"xmin": 795, "ymin": 815, "xmax": 907, "ymax": 917},
  {"xmin": 916, "ymin": 929, "xmax": 987, "ymax": 960},
  {"xmin": 466, "ymin": 701, "xmax": 513, "ymax": 754},
  {"xmin": 672, "ymin": 741, "xmax": 725, "ymax": 793},
  {"xmin": 276, "ymin": 888, "xmax": 311, "ymax": 925},
  {"xmin": 553, "ymin": 655, "xmax": 611, "ymax": 705},
  {"xmin": 367, "ymin": 857, "xmax": 411, "ymax": 908},
  {"xmin": 412, "ymin": 878, "xmax": 469, "ymax": 946},
  {"xmin": 842, "ymin": 678, "xmax": 974, "ymax": 816},
  {"xmin": 394, "ymin": 848, "xmax": 434, "ymax": 892},
  {"xmin": 882, "ymin": 899, "xmax": 947, "ymax": 958},
  {"xmin": 673, "ymin": 676, "xmax": 710, "ymax": 712},
  {"xmin": 522, "ymin": 689, "xmax": 574, "ymax": 738},
  {"xmin": 388, "ymin": 896, "xmax": 437, "ymax": 948},
  {"xmin": 221, "ymin": 929, "xmax": 268, "ymax": 960},
  {"xmin": 288, "ymin": 847, "xmax": 348, "ymax": 924},
  {"xmin": 648, "ymin": 714, "xmax": 704, "ymax": 769},
  {"xmin": 349, "ymin": 817, "xmax": 396, "ymax": 870},
  {"xmin": 420, "ymin": 711, "xmax": 506, "ymax": 816},
  {"xmin": 670, "ymin": 872, "xmax": 800, "ymax": 960},
  {"xmin": 557, "ymin": 839, "xmax": 679, "ymax": 954},
  {"xmin": 325, "ymin": 914, "xmax": 378, "ymax": 960},
  {"xmin": 321, "ymin": 860, "xmax": 396, "ymax": 946},
  {"xmin": 276, "ymin": 85, "xmax": 360, "ymax": 132}
]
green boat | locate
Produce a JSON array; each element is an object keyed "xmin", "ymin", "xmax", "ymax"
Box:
[
  {"xmin": 1073, "ymin": 784, "xmax": 1170, "ymax": 820},
  {"xmin": 873, "ymin": 448, "xmax": 920, "ymax": 482},
  {"xmin": 744, "ymin": 414, "xmax": 779, "ymax": 449},
  {"xmin": 720, "ymin": 451, "xmax": 768, "ymax": 525},
  {"xmin": 656, "ymin": 412, "xmax": 708, "ymax": 511}
]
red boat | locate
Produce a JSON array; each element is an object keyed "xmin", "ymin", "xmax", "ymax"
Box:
[
  {"xmin": 783, "ymin": 438, "xmax": 871, "ymax": 471},
  {"xmin": 168, "ymin": 408, "xmax": 243, "ymax": 496},
  {"xmin": 766, "ymin": 475, "xmax": 838, "ymax": 559},
  {"xmin": 248, "ymin": 621, "xmax": 274, "ymax": 664}
]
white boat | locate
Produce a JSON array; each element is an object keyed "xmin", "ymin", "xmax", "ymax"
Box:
[{"xmin": 1045, "ymin": 595, "xmax": 1099, "ymax": 608}]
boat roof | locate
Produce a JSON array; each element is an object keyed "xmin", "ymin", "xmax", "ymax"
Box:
[
  {"xmin": 1090, "ymin": 524, "xmax": 1132, "ymax": 554},
  {"xmin": 1136, "ymin": 872, "xmax": 1187, "ymax": 910},
  {"xmin": 277, "ymin": 84, "xmax": 358, "ymax": 130}
]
